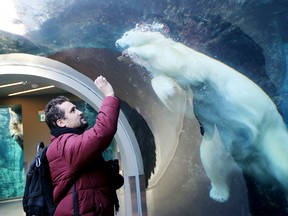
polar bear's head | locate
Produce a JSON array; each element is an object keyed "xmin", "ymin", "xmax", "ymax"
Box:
[{"xmin": 115, "ymin": 23, "xmax": 167, "ymax": 49}]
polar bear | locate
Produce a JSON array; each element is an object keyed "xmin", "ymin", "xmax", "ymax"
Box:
[{"xmin": 115, "ymin": 23, "xmax": 288, "ymax": 203}]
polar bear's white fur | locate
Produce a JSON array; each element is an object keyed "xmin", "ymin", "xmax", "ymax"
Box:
[
  {"xmin": 116, "ymin": 24, "xmax": 288, "ymax": 202},
  {"xmin": 200, "ymin": 125, "xmax": 242, "ymax": 202}
]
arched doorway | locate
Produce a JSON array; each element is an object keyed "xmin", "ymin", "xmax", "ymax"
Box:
[{"xmin": 0, "ymin": 53, "xmax": 146, "ymax": 216}]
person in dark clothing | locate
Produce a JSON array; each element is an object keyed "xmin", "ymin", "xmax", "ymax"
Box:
[{"xmin": 45, "ymin": 75, "xmax": 120, "ymax": 215}]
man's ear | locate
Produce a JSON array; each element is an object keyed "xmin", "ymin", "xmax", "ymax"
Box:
[{"xmin": 56, "ymin": 119, "xmax": 66, "ymax": 127}]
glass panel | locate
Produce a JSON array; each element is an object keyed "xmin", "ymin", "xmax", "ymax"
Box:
[
  {"xmin": 0, "ymin": 105, "xmax": 24, "ymax": 200},
  {"xmin": 1, "ymin": 0, "xmax": 287, "ymax": 215}
]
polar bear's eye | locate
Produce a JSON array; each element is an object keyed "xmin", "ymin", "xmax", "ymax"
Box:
[{"xmin": 124, "ymin": 33, "xmax": 128, "ymax": 37}]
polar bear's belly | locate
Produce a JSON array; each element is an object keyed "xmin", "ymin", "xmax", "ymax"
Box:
[{"xmin": 191, "ymin": 82, "xmax": 259, "ymax": 162}]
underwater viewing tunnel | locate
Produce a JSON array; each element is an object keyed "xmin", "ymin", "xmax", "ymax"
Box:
[{"xmin": 0, "ymin": 0, "xmax": 288, "ymax": 215}]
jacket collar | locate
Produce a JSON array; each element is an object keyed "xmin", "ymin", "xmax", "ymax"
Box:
[{"xmin": 50, "ymin": 127, "xmax": 85, "ymax": 138}]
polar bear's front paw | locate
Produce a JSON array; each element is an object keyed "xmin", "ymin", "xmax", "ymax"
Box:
[{"xmin": 209, "ymin": 187, "xmax": 229, "ymax": 203}]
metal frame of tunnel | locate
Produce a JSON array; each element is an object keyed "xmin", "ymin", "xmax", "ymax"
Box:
[{"xmin": 0, "ymin": 53, "xmax": 146, "ymax": 216}]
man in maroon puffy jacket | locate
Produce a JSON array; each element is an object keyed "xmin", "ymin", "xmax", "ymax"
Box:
[{"xmin": 45, "ymin": 75, "xmax": 120, "ymax": 215}]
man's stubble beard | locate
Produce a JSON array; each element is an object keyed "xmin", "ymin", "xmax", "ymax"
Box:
[{"xmin": 79, "ymin": 119, "xmax": 88, "ymax": 130}]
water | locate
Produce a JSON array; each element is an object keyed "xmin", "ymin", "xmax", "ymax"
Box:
[{"xmin": 0, "ymin": 0, "xmax": 288, "ymax": 215}]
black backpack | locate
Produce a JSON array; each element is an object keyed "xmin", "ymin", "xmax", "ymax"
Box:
[
  {"xmin": 22, "ymin": 142, "xmax": 123, "ymax": 215},
  {"xmin": 23, "ymin": 142, "xmax": 56, "ymax": 216}
]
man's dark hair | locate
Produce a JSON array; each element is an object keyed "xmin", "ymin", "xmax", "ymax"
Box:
[{"xmin": 45, "ymin": 96, "xmax": 69, "ymax": 130}]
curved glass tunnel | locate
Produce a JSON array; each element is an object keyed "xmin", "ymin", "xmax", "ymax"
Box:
[{"xmin": 0, "ymin": 0, "xmax": 288, "ymax": 215}]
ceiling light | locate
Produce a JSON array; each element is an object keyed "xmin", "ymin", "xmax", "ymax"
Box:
[
  {"xmin": 0, "ymin": 81, "xmax": 24, "ymax": 88},
  {"xmin": 8, "ymin": 85, "xmax": 55, "ymax": 96}
]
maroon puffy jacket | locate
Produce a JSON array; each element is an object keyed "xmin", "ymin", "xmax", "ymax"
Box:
[{"xmin": 46, "ymin": 96, "xmax": 120, "ymax": 216}]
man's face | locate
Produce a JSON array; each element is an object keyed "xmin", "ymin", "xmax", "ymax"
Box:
[{"xmin": 57, "ymin": 101, "xmax": 88, "ymax": 129}]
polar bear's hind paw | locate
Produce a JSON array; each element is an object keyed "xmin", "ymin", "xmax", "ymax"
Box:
[{"xmin": 209, "ymin": 187, "xmax": 229, "ymax": 203}]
